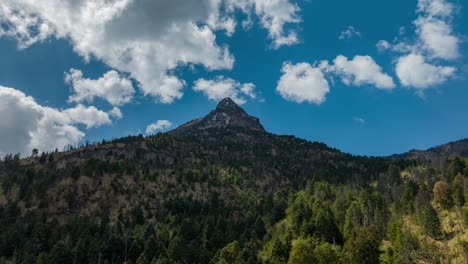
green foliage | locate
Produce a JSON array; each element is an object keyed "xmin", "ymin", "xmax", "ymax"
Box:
[
  {"xmin": 210, "ymin": 240, "xmax": 242, "ymax": 264},
  {"xmin": 381, "ymin": 219, "xmax": 419, "ymax": 264},
  {"xmin": 287, "ymin": 237, "xmax": 317, "ymax": 264},
  {"xmin": 143, "ymin": 235, "xmax": 163, "ymax": 262},
  {"xmin": 0, "ymin": 127, "xmax": 466, "ymax": 263},
  {"xmin": 36, "ymin": 252, "xmax": 48, "ymax": 264},
  {"xmin": 312, "ymin": 241, "xmax": 341, "ymax": 264},
  {"xmin": 48, "ymin": 240, "xmax": 72, "ymax": 264},
  {"xmin": 452, "ymin": 174, "xmax": 465, "ymax": 207},
  {"xmin": 344, "ymin": 201, "xmax": 362, "ymax": 240},
  {"xmin": 462, "ymin": 206, "xmax": 468, "ymax": 226},
  {"xmin": 420, "ymin": 205, "xmax": 441, "ymax": 238},
  {"xmin": 402, "ymin": 180, "xmax": 419, "ymax": 213},
  {"xmin": 259, "ymin": 221, "xmax": 292, "ymax": 264},
  {"xmin": 342, "ymin": 226, "xmax": 381, "ymax": 264},
  {"xmin": 128, "ymin": 240, "xmax": 143, "ymax": 262}
]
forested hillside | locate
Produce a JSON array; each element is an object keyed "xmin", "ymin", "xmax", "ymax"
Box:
[{"xmin": 1, "ymin": 99, "xmax": 468, "ymax": 264}]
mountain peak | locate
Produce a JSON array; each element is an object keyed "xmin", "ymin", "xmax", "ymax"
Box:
[
  {"xmin": 170, "ymin": 98, "xmax": 265, "ymax": 135},
  {"xmin": 216, "ymin": 97, "xmax": 240, "ymax": 111}
]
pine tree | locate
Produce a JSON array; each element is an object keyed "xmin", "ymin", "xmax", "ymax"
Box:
[
  {"xmin": 452, "ymin": 174, "xmax": 465, "ymax": 208},
  {"xmin": 421, "ymin": 205, "xmax": 441, "ymax": 238},
  {"xmin": 287, "ymin": 238, "xmax": 317, "ymax": 264},
  {"xmin": 143, "ymin": 235, "xmax": 162, "ymax": 262},
  {"xmin": 343, "ymin": 226, "xmax": 380, "ymax": 264},
  {"xmin": 128, "ymin": 240, "xmax": 143, "ymax": 262}
]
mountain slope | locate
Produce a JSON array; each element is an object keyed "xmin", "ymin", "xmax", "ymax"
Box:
[
  {"xmin": 390, "ymin": 138, "xmax": 468, "ymax": 160},
  {"xmin": 0, "ymin": 98, "xmax": 466, "ymax": 264}
]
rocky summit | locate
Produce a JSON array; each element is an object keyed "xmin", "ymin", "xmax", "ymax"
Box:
[{"xmin": 170, "ymin": 98, "xmax": 265, "ymax": 135}]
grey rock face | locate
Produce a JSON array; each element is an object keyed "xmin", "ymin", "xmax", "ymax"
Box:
[{"xmin": 170, "ymin": 98, "xmax": 265, "ymax": 135}]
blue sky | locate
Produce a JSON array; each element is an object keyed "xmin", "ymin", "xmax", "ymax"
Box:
[{"xmin": 0, "ymin": 0, "xmax": 467, "ymax": 156}]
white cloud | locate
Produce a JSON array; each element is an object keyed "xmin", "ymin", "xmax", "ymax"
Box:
[
  {"xmin": 376, "ymin": 40, "xmax": 392, "ymax": 52},
  {"xmin": 228, "ymin": 0, "xmax": 301, "ymax": 48},
  {"xmin": 395, "ymin": 53, "xmax": 456, "ymax": 89},
  {"xmin": 378, "ymin": 0, "xmax": 460, "ymax": 60},
  {"xmin": 193, "ymin": 76, "xmax": 256, "ymax": 105},
  {"xmin": 109, "ymin": 107, "xmax": 123, "ymax": 119},
  {"xmin": 146, "ymin": 120, "xmax": 173, "ymax": 135},
  {"xmin": 276, "ymin": 55, "xmax": 395, "ymax": 104},
  {"xmin": 0, "ymin": 0, "xmax": 302, "ymax": 103},
  {"xmin": 66, "ymin": 69, "xmax": 134, "ymax": 106},
  {"xmin": 277, "ymin": 62, "xmax": 329, "ymax": 104},
  {"xmin": 0, "ymin": 86, "xmax": 113, "ymax": 156},
  {"xmin": 377, "ymin": 0, "xmax": 460, "ymax": 90},
  {"xmin": 329, "ymin": 55, "xmax": 396, "ymax": 89},
  {"xmin": 354, "ymin": 117, "xmax": 366, "ymax": 124},
  {"xmin": 62, "ymin": 104, "xmax": 112, "ymax": 129},
  {"xmin": 414, "ymin": 16, "xmax": 459, "ymax": 60},
  {"xmin": 339, "ymin": 26, "xmax": 361, "ymax": 40}
]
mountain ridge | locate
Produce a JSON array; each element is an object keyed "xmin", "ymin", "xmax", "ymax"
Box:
[
  {"xmin": 390, "ymin": 138, "xmax": 468, "ymax": 160},
  {"xmin": 170, "ymin": 97, "xmax": 468, "ymax": 161}
]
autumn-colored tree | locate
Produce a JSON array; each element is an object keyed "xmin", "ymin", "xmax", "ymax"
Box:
[{"xmin": 433, "ymin": 181, "xmax": 453, "ymax": 209}]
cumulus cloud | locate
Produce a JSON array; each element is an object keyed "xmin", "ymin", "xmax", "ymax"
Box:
[
  {"xmin": 415, "ymin": 0, "xmax": 460, "ymax": 60},
  {"xmin": 339, "ymin": 26, "xmax": 361, "ymax": 40},
  {"xmin": 0, "ymin": 86, "xmax": 113, "ymax": 156},
  {"xmin": 227, "ymin": 0, "xmax": 301, "ymax": 48},
  {"xmin": 395, "ymin": 53, "xmax": 456, "ymax": 89},
  {"xmin": 193, "ymin": 76, "xmax": 256, "ymax": 105},
  {"xmin": 109, "ymin": 107, "xmax": 123, "ymax": 119},
  {"xmin": 0, "ymin": 0, "xmax": 302, "ymax": 103},
  {"xmin": 276, "ymin": 55, "xmax": 394, "ymax": 104},
  {"xmin": 146, "ymin": 120, "xmax": 173, "ymax": 135},
  {"xmin": 66, "ymin": 69, "xmax": 135, "ymax": 106},
  {"xmin": 329, "ymin": 55, "xmax": 395, "ymax": 90},
  {"xmin": 378, "ymin": 0, "xmax": 460, "ymax": 60},
  {"xmin": 62, "ymin": 104, "xmax": 112, "ymax": 129},
  {"xmin": 276, "ymin": 62, "xmax": 330, "ymax": 104},
  {"xmin": 377, "ymin": 0, "xmax": 460, "ymax": 90}
]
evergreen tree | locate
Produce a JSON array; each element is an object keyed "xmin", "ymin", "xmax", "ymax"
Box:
[
  {"xmin": 143, "ymin": 235, "xmax": 163, "ymax": 262},
  {"xmin": 420, "ymin": 205, "xmax": 441, "ymax": 238},
  {"xmin": 313, "ymin": 242, "xmax": 340, "ymax": 264},
  {"xmin": 210, "ymin": 240, "xmax": 242, "ymax": 264},
  {"xmin": 313, "ymin": 201, "xmax": 342, "ymax": 244},
  {"xmin": 287, "ymin": 238, "xmax": 317, "ymax": 264},
  {"xmin": 452, "ymin": 174, "xmax": 465, "ymax": 208},
  {"xmin": 36, "ymin": 252, "xmax": 48, "ymax": 264},
  {"xmin": 344, "ymin": 201, "xmax": 362, "ymax": 240},
  {"xmin": 381, "ymin": 219, "xmax": 419, "ymax": 264},
  {"xmin": 343, "ymin": 226, "xmax": 381, "ymax": 264},
  {"xmin": 128, "ymin": 240, "xmax": 143, "ymax": 262},
  {"xmin": 48, "ymin": 240, "xmax": 73, "ymax": 264},
  {"xmin": 136, "ymin": 254, "xmax": 148, "ymax": 264}
]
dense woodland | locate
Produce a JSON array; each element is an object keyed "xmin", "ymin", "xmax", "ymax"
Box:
[{"xmin": 1, "ymin": 127, "xmax": 468, "ymax": 264}]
